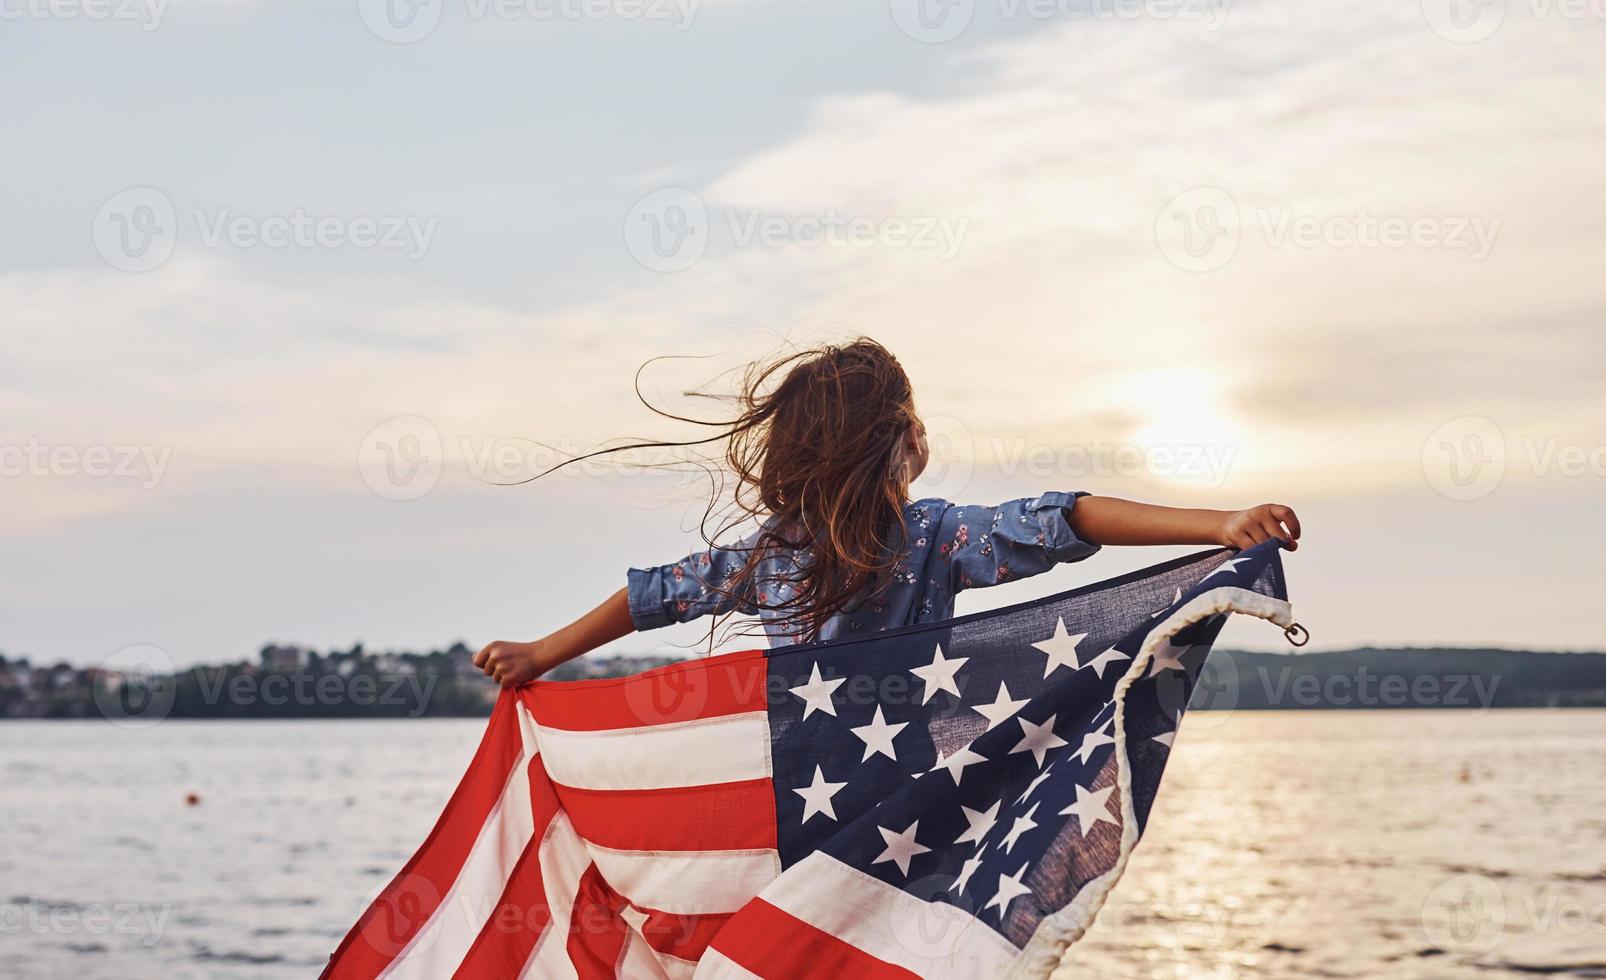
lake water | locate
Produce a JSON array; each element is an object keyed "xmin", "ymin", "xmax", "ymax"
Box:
[{"xmin": 3, "ymin": 711, "xmax": 1601, "ymax": 979}]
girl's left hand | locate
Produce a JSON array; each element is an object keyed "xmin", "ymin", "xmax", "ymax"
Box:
[
  {"xmin": 472, "ymin": 639, "xmax": 546, "ymax": 687},
  {"xmin": 1218, "ymin": 503, "xmax": 1302, "ymax": 552}
]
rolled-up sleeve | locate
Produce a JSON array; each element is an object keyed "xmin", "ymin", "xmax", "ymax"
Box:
[
  {"xmin": 626, "ymin": 537, "xmax": 760, "ymax": 632},
  {"xmin": 939, "ymin": 492, "xmax": 1100, "ymax": 592}
]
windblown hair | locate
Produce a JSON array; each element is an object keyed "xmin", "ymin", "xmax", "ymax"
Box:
[{"xmin": 528, "ymin": 339, "xmax": 919, "ymax": 644}]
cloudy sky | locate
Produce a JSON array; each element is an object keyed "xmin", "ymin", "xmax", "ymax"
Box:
[{"xmin": 3, "ymin": 0, "xmax": 1603, "ymax": 667}]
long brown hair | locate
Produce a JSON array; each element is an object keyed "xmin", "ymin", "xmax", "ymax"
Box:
[{"xmin": 532, "ymin": 338, "xmax": 920, "ymax": 644}]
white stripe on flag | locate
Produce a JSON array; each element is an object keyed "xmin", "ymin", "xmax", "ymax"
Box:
[
  {"xmin": 584, "ymin": 841, "xmax": 781, "ymax": 916},
  {"xmin": 534, "ymin": 711, "xmax": 771, "ymax": 791},
  {"xmin": 383, "ymin": 704, "xmax": 542, "ymax": 980},
  {"xmin": 689, "ymin": 948, "xmax": 764, "ymax": 979},
  {"xmin": 619, "ymin": 906, "xmax": 699, "ymax": 980},
  {"xmin": 761, "ymin": 852, "xmax": 1019, "ymax": 978},
  {"xmin": 516, "ymin": 811, "xmax": 590, "ymax": 980},
  {"xmin": 618, "ymin": 927, "xmax": 680, "ymax": 980}
]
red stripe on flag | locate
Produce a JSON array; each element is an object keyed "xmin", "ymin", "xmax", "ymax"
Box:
[
  {"xmin": 555, "ymin": 777, "xmax": 777, "ymax": 852},
  {"xmin": 320, "ymin": 692, "xmax": 529, "ymax": 980},
  {"xmin": 634, "ymin": 905, "xmax": 731, "ymax": 963},
  {"xmin": 450, "ymin": 755, "xmax": 563, "ymax": 980},
  {"xmin": 566, "ymin": 865, "xmax": 632, "ymax": 979},
  {"xmin": 520, "ymin": 649, "xmax": 769, "ymax": 731},
  {"xmin": 709, "ymin": 899, "xmax": 920, "ymax": 979}
]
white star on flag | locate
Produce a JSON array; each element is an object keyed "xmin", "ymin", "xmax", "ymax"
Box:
[
  {"xmin": 1059, "ymin": 783, "xmax": 1119, "ymax": 837},
  {"xmin": 789, "ymin": 663, "xmax": 844, "ymax": 719},
  {"xmin": 1081, "ymin": 646, "xmax": 1131, "ymax": 679},
  {"xmin": 1200, "ymin": 557, "xmax": 1249, "ymax": 583},
  {"xmin": 1030, "ymin": 619, "xmax": 1086, "ymax": 677},
  {"xmin": 849, "ymin": 705, "xmax": 908, "ymax": 762},
  {"xmin": 792, "ymin": 765, "xmax": 846, "ymax": 824},
  {"xmin": 930, "ymin": 744, "xmax": 987, "ymax": 785},
  {"xmin": 1151, "ymin": 708, "xmax": 1184, "ymax": 749},
  {"xmin": 972, "ymin": 681, "xmax": 1028, "ymax": 730},
  {"xmin": 1010, "ymin": 714, "xmax": 1068, "ymax": 768},
  {"xmin": 1000, "ymin": 802, "xmax": 1039, "ymax": 853},
  {"xmin": 909, "ymin": 644, "xmax": 968, "ymax": 704},
  {"xmin": 1151, "ymin": 588, "xmax": 1183, "ymax": 618},
  {"xmin": 954, "ymin": 801, "xmax": 1000, "ymax": 846},
  {"xmin": 1146, "ymin": 635, "xmax": 1194, "ymax": 677},
  {"xmin": 1015, "ymin": 766, "xmax": 1053, "ymax": 803},
  {"xmin": 1074, "ymin": 720, "xmax": 1115, "ymax": 764},
  {"xmin": 984, "ymin": 863, "xmax": 1033, "ymax": 915},
  {"xmin": 872, "ymin": 820, "xmax": 931, "ymax": 877},
  {"xmin": 951, "ymin": 853, "xmax": 984, "ymax": 894}
]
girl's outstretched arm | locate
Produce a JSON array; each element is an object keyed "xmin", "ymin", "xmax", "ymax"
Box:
[
  {"xmin": 473, "ymin": 587, "xmax": 635, "ymax": 687},
  {"xmin": 1070, "ymin": 498, "xmax": 1302, "ymax": 552}
]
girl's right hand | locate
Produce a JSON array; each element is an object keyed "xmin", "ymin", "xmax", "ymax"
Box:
[
  {"xmin": 472, "ymin": 639, "xmax": 547, "ymax": 687},
  {"xmin": 1217, "ymin": 503, "xmax": 1302, "ymax": 552}
]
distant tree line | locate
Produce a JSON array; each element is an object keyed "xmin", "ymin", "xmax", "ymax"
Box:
[
  {"xmin": 2, "ymin": 644, "xmax": 1603, "ymax": 720},
  {"xmin": 0, "ymin": 643, "xmax": 683, "ymax": 720}
]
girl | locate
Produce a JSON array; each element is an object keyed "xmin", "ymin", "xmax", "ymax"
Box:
[{"xmin": 474, "ymin": 339, "xmax": 1300, "ymax": 686}]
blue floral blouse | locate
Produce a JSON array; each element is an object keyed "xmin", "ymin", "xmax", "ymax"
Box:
[{"xmin": 626, "ymin": 492, "xmax": 1100, "ymax": 646}]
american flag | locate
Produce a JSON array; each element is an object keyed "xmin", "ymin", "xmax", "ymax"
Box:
[{"xmin": 322, "ymin": 540, "xmax": 1292, "ymax": 979}]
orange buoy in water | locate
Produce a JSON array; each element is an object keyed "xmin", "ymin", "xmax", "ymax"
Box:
[{"xmin": 185, "ymin": 792, "xmax": 201, "ymax": 806}]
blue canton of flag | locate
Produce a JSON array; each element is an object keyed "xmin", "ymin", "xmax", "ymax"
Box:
[{"xmin": 762, "ymin": 539, "xmax": 1293, "ymax": 976}]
